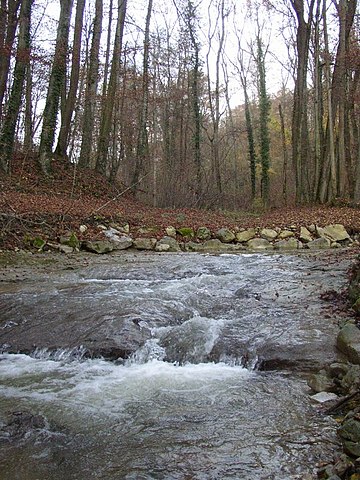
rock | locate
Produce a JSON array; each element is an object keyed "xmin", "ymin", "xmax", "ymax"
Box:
[
  {"xmin": 216, "ymin": 228, "xmax": 235, "ymax": 243},
  {"xmin": 308, "ymin": 224, "xmax": 316, "ymax": 233},
  {"xmin": 247, "ymin": 238, "xmax": 273, "ymax": 250},
  {"xmin": 319, "ymin": 224, "xmax": 351, "ymax": 243},
  {"xmin": 60, "ymin": 233, "xmax": 80, "ymax": 250},
  {"xmin": 184, "ymin": 241, "xmax": 205, "ymax": 252},
  {"xmin": 337, "ymin": 324, "xmax": 360, "ymax": 365},
  {"xmin": 165, "ymin": 226, "xmax": 177, "ymax": 238},
  {"xmin": 117, "ymin": 223, "xmax": 130, "ymax": 234},
  {"xmin": 260, "ymin": 228, "xmax": 278, "ymax": 241},
  {"xmin": 155, "ymin": 236, "xmax": 181, "ymax": 252},
  {"xmin": 278, "ymin": 229, "xmax": 294, "ymax": 240},
  {"xmin": 310, "ymin": 392, "xmax": 339, "ymax": 403},
  {"xmin": 79, "ymin": 224, "xmax": 88, "ymax": 234},
  {"xmin": 308, "ymin": 370, "xmax": 335, "ymax": 392},
  {"xmin": 299, "ymin": 226, "xmax": 313, "ymax": 243},
  {"xmin": 274, "ymin": 238, "xmax": 302, "ymax": 250},
  {"xmin": 83, "ymin": 240, "xmax": 114, "ymax": 254},
  {"xmin": 133, "ymin": 238, "xmax": 157, "ymax": 250},
  {"xmin": 339, "ymin": 418, "xmax": 360, "ymax": 443},
  {"xmin": 59, "ymin": 245, "xmax": 74, "ymax": 254},
  {"xmin": 327, "ymin": 362, "xmax": 350, "ymax": 379},
  {"xmin": 177, "ymin": 227, "xmax": 194, "ymax": 238},
  {"xmin": 306, "ymin": 237, "xmax": 331, "ymax": 249},
  {"xmin": 236, "ymin": 229, "xmax": 256, "ymax": 243},
  {"xmin": 112, "ymin": 236, "xmax": 133, "ymax": 250},
  {"xmin": 196, "ymin": 226, "xmax": 211, "ymax": 241},
  {"xmin": 340, "ymin": 365, "xmax": 360, "ymax": 393}
]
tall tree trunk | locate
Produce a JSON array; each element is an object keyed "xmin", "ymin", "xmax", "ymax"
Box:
[
  {"xmin": 0, "ymin": 0, "xmax": 21, "ymax": 120},
  {"xmin": 38, "ymin": 0, "xmax": 73, "ymax": 175},
  {"xmin": 78, "ymin": 0, "xmax": 103, "ymax": 169},
  {"xmin": 95, "ymin": 0, "xmax": 127, "ymax": 176},
  {"xmin": 290, "ymin": 0, "xmax": 315, "ymax": 204},
  {"xmin": 0, "ymin": 0, "xmax": 32, "ymax": 173},
  {"xmin": 132, "ymin": 0, "xmax": 153, "ymax": 189},
  {"xmin": 55, "ymin": 0, "xmax": 86, "ymax": 159}
]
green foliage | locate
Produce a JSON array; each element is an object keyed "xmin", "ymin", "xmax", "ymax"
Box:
[
  {"xmin": 177, "ymin": 227, "xmax": 195, "ymax": 238},
  {"xmin": 32, "ymin": 237, "xmax": 46, "ymax": 251}
]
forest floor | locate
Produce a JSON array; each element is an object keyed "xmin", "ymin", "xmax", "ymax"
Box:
[{"xmin": 1, "ymin": 155, "xmax": 360, "ymax": 252}]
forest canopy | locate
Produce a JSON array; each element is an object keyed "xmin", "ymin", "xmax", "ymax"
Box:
[{"xmin": 0, "ymin": 0, "xmax": 359, "ymax": 210}]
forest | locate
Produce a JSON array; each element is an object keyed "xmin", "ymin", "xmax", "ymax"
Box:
[{"xmin": 0, "ymin": 0, "xmax": 359, "ymax": 211}]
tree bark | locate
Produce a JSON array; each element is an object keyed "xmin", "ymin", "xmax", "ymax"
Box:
[
  {"xmin": 0, "ymin": 0, "xmax": 33, "ymax": 173},
  {"xmin": 38, "ymin": 0, "xmax": 73, "ymax": 175}
]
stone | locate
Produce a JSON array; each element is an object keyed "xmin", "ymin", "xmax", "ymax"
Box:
[
  {"xmin": 278, "ymin": 230, "xmax": 294, "ymax": 240},
  {"xmin": 117, "ymin": 223, "xmax": 130, "ymax": 234},
  {"xmin": 260, "ymin": 228, "xmax": 278, "ymax": 241},
  {"xmin": 236, "ymin": 228, "xmax": 256, "ymax": 242},
  {"xmin": 274, "ymin": 238, "xmax": 302, "ymax": 250},
  {"xmin": 177, "ymin": 227, "xmax": 194, "ymax": 238},
  {"xmin": 310, "ymin": 392, "xmax": 339, "ymax": 403},
  {"xmin": 112, "ymin": 236, "xmax": 133, "ymax": 250},
  {"xmin": 339, "ymin": 418, "xmax": 360, "ymax": 444},
  {"xmin": 196, "ymin": 226, "xmax": 211, "ymax": 241},
  {"xmin": 79, "ymin": 224, "xmax": 88, "ymax": 234},
  {"xmin": 306, "ymin": 237, "xmax": 331, "ymax": 250},
  {"xmin": 155, "ymin": 236, "xmax": 181, "ymax": 252},
  {"xmin": 327, "ymin": 362, "xmax": 350, "ymax": 379},
  {"xmin": 308, "ymin": 224, "xmax": 316, "ymax": 233},
  {"xmin": 319, "ymin": 224, "xmax": 351, "ymax": 243},
  {"xmin": 133, "ymin": 238, "xmax": 157, "ymax": 250},
  {"xmin": 59, "ymin": 245, "xmax": 74, "ymax": 254},
  {"xmin": 216, "ymin": 228, "xmax": 235, "ymax": 243},
  {"xmin": 340, "ymin": 365, "xmax": 360, "ymax": 393},
  {"xmin": 83, "ymin": 240, "xmax": 114, "ymax": 254},
  {"xmin": 299, "ymin": 226, "xmax": 313, "ymax": 243},
  {"xmin": 165, "ymin": 226, "xmax": 177, "ymax": 238},
  {"xmin": 247, "ymin": 238, "xmax": 273, "ymax": 250},
  {"xmin": 307, "ymin": 370, "xmax": 334, "ymax": 393},
  {"xmin": 337, "ymin": 324, "xmax": 360, "ymax": 365},
  {"xmin": 185, "ymin": 241, "xmax": 205, "ymax": 252}
]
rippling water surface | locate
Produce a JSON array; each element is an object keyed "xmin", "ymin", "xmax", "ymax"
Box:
[{"xmin": 0, "ymin": 252, "xmax": 351, "ymax": 479}]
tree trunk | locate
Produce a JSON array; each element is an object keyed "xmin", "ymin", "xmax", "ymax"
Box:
[
  {"xmin": 132, "ymin": 0, "xmax": 153, "ymax": 189},
  {"xmin": 0, "ymin": 0, "xmax": 21, "ymax": 120},
  {"xmin": 0, "ymin": 0, "xmax": 32, "ymax": 173},
  {"xmin": 95, "ymin": 0, "xmax": 127, "ymax": 176},
  {"xmin": 78, "ymin": 0, "xmax": 103, "ymax": 169},
  {"xmin": 55, "ymin": 0, "xmax": 85, "ymax": 159},
  {"xmin": 38, "ymin": 0, "xmax": 73, "ymax": 175}
]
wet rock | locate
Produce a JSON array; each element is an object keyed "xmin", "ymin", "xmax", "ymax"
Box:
[
  {"xmin": 83, "ymin": 240, "xmax": 114, "ymax": 254},
  {"xmin": 310, "ymin": 392, "xmax": 339, "ymax": 404},
  {"xmin": 247, "ymin": 238, "xmax": 273, "ymax": 250},
  {"xmin": 133, "ymin": 238, "xmax": 157, "ymax": 250},
  {"xmin": 337, "ymin": 324, "xmax": 360, "ymax": 365},
  {"xmin": 260, "ymin": 228, "xmax": 278, "ymax": 241},
  {"xmin": 196, "ymin": 226, "xmax": 211, "ymax": 241},
  {"xmin": 306, "ymin": 237, "xmax": 331, "ymax": 250},
  {"xmin": 216, "ymin": 228, "xmax": 235, "ymax": 243},
  {"xmin": 236, "ymin": 228, "xmax": 256, "ymax": 242},
  {"xmin": 308, "ymin": 370, "xmax": 335, "ymax": 393}
]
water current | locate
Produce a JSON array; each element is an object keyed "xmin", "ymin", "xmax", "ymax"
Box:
[{"xmin": 0, "ymin": 252, "xmax": 352, "ymax": 479}]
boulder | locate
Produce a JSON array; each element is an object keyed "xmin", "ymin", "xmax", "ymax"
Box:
[
  {"xmin": 317, "ymin": 224, "xmax": 350, "ymax": 243},
  {"xmin": 196, "ymin": 226, "xmax": 211, "ymax": 241},
  {"xmin": 278, "ymin": 229, "xmax": 294, "ymax": 240},
  {"xmin": 260, "ymin": 228, "xmax": 278, "ymax": 241},
  {"xmin": 306, "ymin": 237, "xmax": 331, "ymax": 249},
  {"xmin": 216, "ymin": 228, "xmax": 235, "ymax": 243},
  {"xmin": 236, "ymin": 228, "xmax": 256, "ymax": 243},
  {"xmin": 307, "ymin": 370, "xmax": 334, "ymax": 393},
  {"xmin": 340, "ymin": 364, "xmax": 360, "ymax": 393},
  {"xmin": 274, "ymin": 238, "xmax": 302, "ymax": 250},
  {"xmin": 112, "ymin": 236, "xmax": 133, "ymax": 250},
  {"xmin": 83, "ymin": 240, "xmax": 114, "ymax": 254},
  {"xmin": 339, "ymin": 419, "xmax": 360, "ymax": 457},
  {"xmin": 165, "ymin": 226, "xmax": 177, "ymax": 238},
  {"xmin": 133, "ymin": 238, "xmax": 157, "ymax": 250},
  {"xmin": 337, "ymin": 323, "xmax": 360, "ymax": 365},
  {"xmin": 155, "ymin": 236, "xmax": 181, "ymax": 252},
  {"xmin": 247, "ymin": 238, "xmax": 273, "ymax": 250},
  {"xmin": 299, "ymin": 226, "xmax": 313, "ymax": 243}
]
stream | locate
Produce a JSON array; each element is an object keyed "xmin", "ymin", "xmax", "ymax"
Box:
[{"xmin": 0, "ymin": 251, "xmax": 353, "ymax": 479}]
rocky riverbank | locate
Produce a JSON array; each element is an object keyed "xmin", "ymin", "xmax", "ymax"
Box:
[{"xmin": 308, "ymin": 255, "xmax": 360, "ymax": 479}]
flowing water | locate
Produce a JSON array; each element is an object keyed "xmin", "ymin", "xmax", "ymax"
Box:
[{"xmin": 0, "ymin": 252, "xmax": 351, "ymax": 479}]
